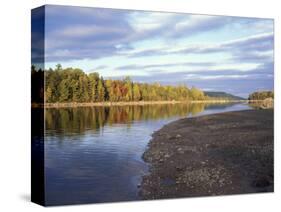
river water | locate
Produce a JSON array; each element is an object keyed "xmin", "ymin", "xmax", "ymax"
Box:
[{"xmin": 41, "ymin": 102, "xmax": 251, "ymax": 205}]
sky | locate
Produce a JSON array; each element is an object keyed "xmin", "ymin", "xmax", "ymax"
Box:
[{"xmin": 32, "ymin": 5, "xmax": 274, "ymax": 97}]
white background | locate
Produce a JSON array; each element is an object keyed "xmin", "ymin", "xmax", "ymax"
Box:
[{"xmin": 0, "ymin": 0, "xmax": 279, "ymax": 211}]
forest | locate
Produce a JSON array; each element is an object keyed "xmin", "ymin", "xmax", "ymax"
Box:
[
  {"xmin": 248, "ymin": 91, "xmax": 274, "ymax": 100},
  {"xmin": 32, "ymin": 65, "xmax": 206, "ymax": 103}
]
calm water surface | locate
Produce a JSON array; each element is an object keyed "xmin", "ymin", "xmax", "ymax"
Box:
[{"xmin": 43, "ymin": 102, "xmax": 251, "ymax": 205}]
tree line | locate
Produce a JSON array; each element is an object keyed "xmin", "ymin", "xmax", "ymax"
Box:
[
  {"xmin": 248, "ymin": 91, "xmax": 274, "ymax": 100},
  {"xmin": 32, "ymin": 65, "xmax": 206, "ymax": 103}
]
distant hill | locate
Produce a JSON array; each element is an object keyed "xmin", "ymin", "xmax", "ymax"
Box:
[{"xmin": 204, "ymin": 91, "xmax": 245, "ymax": 100}]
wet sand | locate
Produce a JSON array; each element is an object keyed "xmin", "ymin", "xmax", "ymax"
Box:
[{"xmin": 140, "ymin": 109, "xmax": 273, "ymax": 199}]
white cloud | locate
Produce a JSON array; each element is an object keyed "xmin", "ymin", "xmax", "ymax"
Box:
[
  {"xmin": 128, "ymin": 12, "xmax": 178, "ymax": 32},
  {"xmin": 185, "ymin": 74, "xmax": 250, "ymax": 80},
  {"xmin": 56, "ymin": 25, "xmax": 128, "ymax": 38}
]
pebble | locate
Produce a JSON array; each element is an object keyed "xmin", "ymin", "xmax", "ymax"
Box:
[{"xmin": 176, "ymin": 134, "xmax": 182, "ymax": 138}]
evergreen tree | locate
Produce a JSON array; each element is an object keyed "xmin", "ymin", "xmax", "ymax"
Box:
[
  {"xmin": 88, "ymin": 72, "xmax": 99, "ymax": 102},
  {"xmin": 97, "ymin": 78, "xmax": 105, "ymax": 102},
  {"xmin": 45, "ymin": 87, "xmax": 52, "ymax": 102},
  {"xmin": 105, "ymin": 80, "xmax": 113, "ymax": 101},
  {"xmin": 58, "ymin": 79, "xmax": 69, "ymax": 102}
]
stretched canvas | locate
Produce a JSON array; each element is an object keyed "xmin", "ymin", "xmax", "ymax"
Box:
[{"xmin": 31, "ymin": 5, "xmax": 274, "ymax": 206}]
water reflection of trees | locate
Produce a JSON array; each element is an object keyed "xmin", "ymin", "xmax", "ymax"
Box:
[
  {"xmin": 45, "ymin": 103, "xmax": 240, "ymax": 135},
  {"xmin": 45, "ymin": 103, "xmax": 208, "ymax": 134},
  {"xmin": 248, "ymin": 101, "xmax": 273, "ymax": 110}
]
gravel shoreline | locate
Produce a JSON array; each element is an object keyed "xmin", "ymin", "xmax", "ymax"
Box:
[{"xmin": 140, "ymin": 109, "xmax": 274, "ymax": 200}]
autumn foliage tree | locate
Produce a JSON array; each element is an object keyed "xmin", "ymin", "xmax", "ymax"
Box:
[{"xmin": 248, "ymin": 91, "xmax": 274, "ymax": 100}]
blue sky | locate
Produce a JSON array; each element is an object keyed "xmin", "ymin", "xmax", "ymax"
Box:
[{"xmin": 36, "ymin": 5, "xmax": 274, "ymax": 97}]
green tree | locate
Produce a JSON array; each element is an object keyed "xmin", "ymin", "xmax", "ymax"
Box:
[
  {"xmin": 56, "ymin": 63, "xmax": 62, "ymax": 71},
  {"xmin": 45, "ymin": 87, "xmax": 52, "ymax": 102},
  {"xmin": 88, "ymin": 72, "xmax": 99, "ymax": 102},
  {"xmin": 133, "ymin": 84, "xmax": 141, "ymax": 101},
  {"xmin": 58, "ymin": 79, "xmax": 69, "ymax": 102},
  {"xmin": 105, "ymin": 80, "xmax": 113, "ymax": 101},
  {"xmin": 97, "ymin": 78, "xmax": 105, "ymax": 102},
  {"xmin": 124, "ymin": 76, "xmax": 133, "ymax": 101}
]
